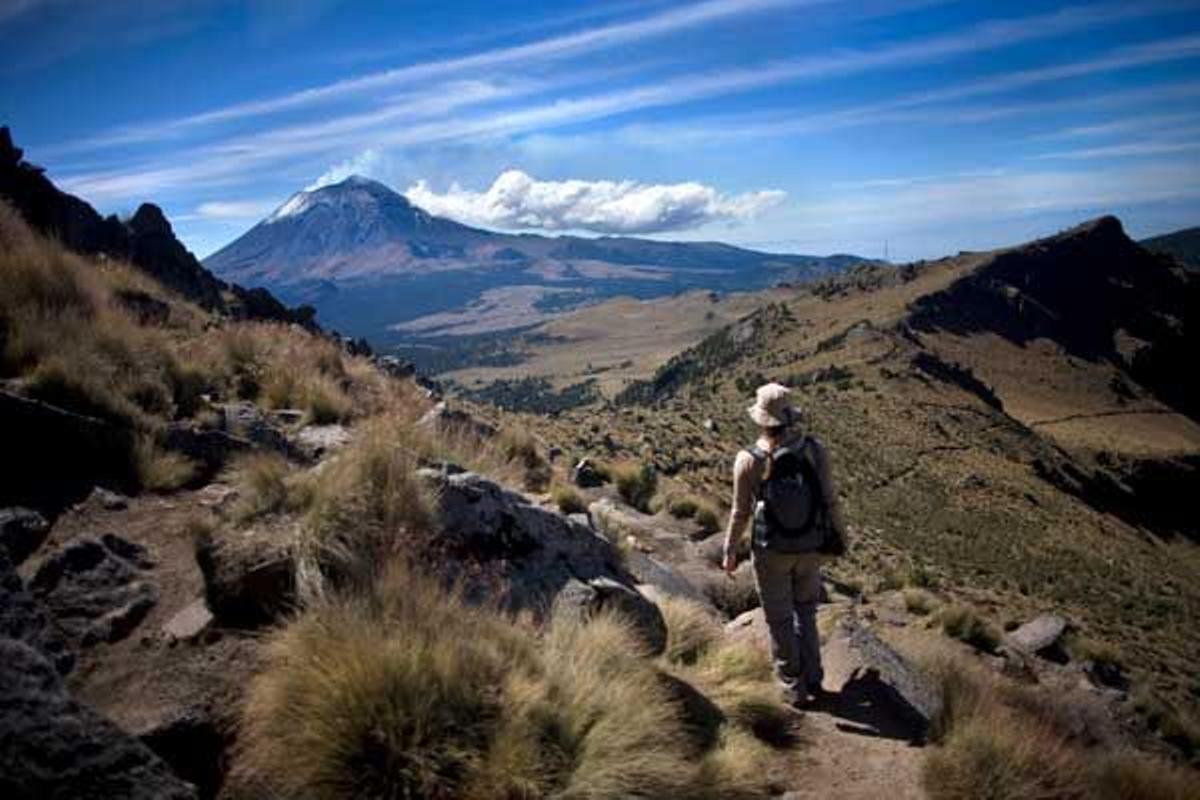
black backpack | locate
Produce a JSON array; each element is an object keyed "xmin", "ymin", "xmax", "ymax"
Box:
[{"xmin": 748, "ymin": 437, "xmax": 827, "ymax": 553}]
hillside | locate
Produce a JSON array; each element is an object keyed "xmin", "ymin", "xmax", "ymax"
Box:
[
  {"xmin": 1142, "ymin": 225, "xmax": 1200, "ymax": 271},
  {"xmin": 505, "ymin": 217, "xmax": 1200, "ymax": 761},
  {"xmin": 203, "ymin": 176, "xmax": 867, "ymax": 345}
]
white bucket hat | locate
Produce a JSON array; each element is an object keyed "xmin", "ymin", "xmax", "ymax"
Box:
[{"xmin": 747, "ymin": 382, "xmax": 800, "ymax": 427}]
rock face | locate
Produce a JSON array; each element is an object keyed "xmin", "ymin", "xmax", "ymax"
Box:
[
  {"xmin": 0, "ymin": 637, "xmax": 198, "ymax": 800},
  {"xmin": 0, "ymin": 507, "xmax": 50, "ymax": 565},
  {"xmin": 0, "ymin": 126, "xmax": 313, "ymax": 329},
  {"xmin": 0, "ymin": 389, "xmax": 138, "ymax": 513},
  {"xmin": 29, "ymin": 534, "xmax": 158, "ymax": 649},
  {"xmin": 420, "ymin": 470, "xmax": 653, "ymax": 622},
  {"xmin": 220, "ymin": 402, "xmax": 292, "ymax": 455}
]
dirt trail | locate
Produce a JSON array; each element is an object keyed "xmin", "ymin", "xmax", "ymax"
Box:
[{"xmin": 780, "ymin": 623, "xmax": 927, "ymax": 799}]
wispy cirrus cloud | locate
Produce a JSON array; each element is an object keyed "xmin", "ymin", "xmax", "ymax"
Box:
[
  {"xmin": 404, "ymin": 169, "xmax": 785, "ymax": 234},
  {"xmin": 192, "ymin": 199, "xmax": 281, "ymax": 220},
  {"xmin": 55, "ymin": 9, "xmax": 1200, "ymax": 203},
  {"xmin": 60, "ymin": 0, "xmax": 813, "ymax": 148}
]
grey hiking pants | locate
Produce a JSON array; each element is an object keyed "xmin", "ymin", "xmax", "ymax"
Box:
[{"xmin": 751, "ymin": 550, "xmax": 823, "ymax": 698}]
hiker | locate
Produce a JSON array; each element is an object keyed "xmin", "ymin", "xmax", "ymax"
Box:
[{"xmin": 722, "ymin": 382, "xmax": 847, "ymax": 707}]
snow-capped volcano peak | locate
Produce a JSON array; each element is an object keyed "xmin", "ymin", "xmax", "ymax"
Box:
[{"xmin": 265, "ymin": 175, "xmax": 404, "ymax": 224}]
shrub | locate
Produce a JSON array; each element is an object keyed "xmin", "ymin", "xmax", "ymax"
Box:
[
  {"xmin": 668, "ymin": 495, "xmax": 700, "ymax": 518},
  {"xmin": 938, "ymin": 603, "xmax": 1001, "ymax": 652},
  {"xmin": 695, "ymin": 505, "xmax": 721, "ymax": 535},
  {"xmin": 550, "ymin": 483, "xmax": 588, "ymax": 515},
  {"xmin": 1090, "ymin": 752, "xmax": 1199, "ymax": 800},
  {"xmin": 612, "ymin": 461, "xmax": 657, "ymax": 512},
  {"xmin": 234, "ymin": 563, "xmax": 776, "ymax": 799},
  {"xmin": 903, "ymin": 588, "xmax": 939, "ymax": 616}
]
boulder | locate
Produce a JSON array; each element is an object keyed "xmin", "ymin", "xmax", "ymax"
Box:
[
  {"xmin": 30, "ymin": 534, "xmax": 158, "ymax": 648},
  {"xmin": 291, "ymin": 423, "xmax": 352, "ymax": 461},
  {"xmin": 837, "ymin": 615, "xmax": 942, "ymax": 729},
  {"xmin": 374, "ymin": 355, "xmax": 415, "ymax": 379},
  {"xmin": 161, "ymin": 599, "xmax": 215, "ymax": 644},
  {"xmin": 571, "ymin": 457, "xmax": 607, "ymax": 488},
  {"xmin": 1006, "ymin": 614, "xmax": 1069, "ymax": 660},
  {"xmin": 137, "ymin": 705, "xmax": 228, "ymax": 800},
  {"xmin": 0, "ymin": 506, "xmax": 51, "ymax": 565},
  {"xmin": 419, "ymin": 470, "xmax": 638, "ymax": 620},
  {"xmin": 555, "ymin": 577, "xmax": 668, "ymax": 655},
  {"xmin": 0, "ymin": 637, "xmax": 197, "ymax": 799},
  {"xmin": 0, "ymin": 551, "xmax": 74, "ymax": 675},
  {"xmin": 194, "ymin": 527, "xmax": 296, "ymax": 628}
]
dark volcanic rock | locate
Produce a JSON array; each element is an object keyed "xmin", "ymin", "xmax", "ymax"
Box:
[
  {"xmin": 194, "ymin": 527, "xmax": 296, "ymax": 628},
  {"xmin": 0, "ymin": 637, "xmax": 197, "ymax": 800},
  {"xmin": 419, "ymin": 469, "xmax": 641, "ymax": 620},
  {"xmin": 0, "ymin": 551, "xmax": 73, "ymax": 675},
  {"xmin": 30, "ymin": 535, "xmax": 158, "ymax": 648},
  {"xmin": 571, "ymin": 457, "xmax": 607, "ymax": 488},
  {"xmin": 162, "ymin": 423, "xmax": 252, "ymax": 484},
  {"xmin": 0, "ymin": 506, "xmax": 51, "ymax": 565},
  {"xmin": 0, "ymin": 390, "xmax": 138, "ymax": 514},
  {"xmin": 138, "ymin": 706, "xmax": 228, "ymax": 800}
]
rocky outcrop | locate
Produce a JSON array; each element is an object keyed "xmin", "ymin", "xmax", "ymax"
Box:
[
  {"xmin": 417, "ymin": 401, "xmax": 497, "ymax": 440},
  {"xmin": 571, "ymin": 457, "xmax": 608, "ymax": 488},
  {"xmin": 0, "ymin": 637, "xmax": 197, "ymax": 799},
  {"xmin": 420, "ymin": 470, "xmax": 652, "ymax": 622},
  {"xmin": 291, "ymin": 423, "xmax": 352, "ymax": 461},
  {"xmin": 0, "ymin": 389, "xmax": 138, "ymax": 513},
  {"xmin": 0, "ymin": 551, "xmax": 73, "ymax": 675},
  {"xmin": 0, "ymin": 126, "xmax": 315, "ymax": 328},
  {"xmin": 29, "ymin": 534, "xmax": 158, "ymax": 650}
]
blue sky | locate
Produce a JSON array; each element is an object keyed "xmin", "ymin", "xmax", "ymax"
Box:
[{"xmin": 3, "ymin": 0, "xmax": 1200, "ymax": 262}]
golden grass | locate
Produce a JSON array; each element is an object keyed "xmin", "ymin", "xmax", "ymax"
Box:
[
  {"xmin": 903, "ymin": 587, "xmax": 939, "ymax": 616},
  {"xmin": 659, "ymin": 596, "xmax": 724, "ymax": 666},
  {"xmin": 611, "ymin": 460, "xmax": 658, "ymax": 512},
  {"xmin": 235, "ymin": 562, "xmax": 788, "ymax": 799},
  {"xmin": 550, "ymin": 482, "xmax": 588, "ymax": 515},
  {"xmin": 921, "ymin": 653, "xmax": 1198, "ymax": 800},
  {"xmin": 937, "ymin": 602, "xmax": 1001, "ymax": 652}
]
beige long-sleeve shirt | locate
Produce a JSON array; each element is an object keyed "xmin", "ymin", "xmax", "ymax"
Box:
[{"xmin": 723, "ymin": 434, "xmax": 846, "ymax": 555}]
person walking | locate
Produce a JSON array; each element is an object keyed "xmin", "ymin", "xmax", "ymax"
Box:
[{"xmin": 722, "ymin": 382, "xmax": 847, "ymax": 708}]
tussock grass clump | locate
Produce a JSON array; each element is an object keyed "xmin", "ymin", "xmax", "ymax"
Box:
[
  {"xmin": 694, "ymin": 504, "xmax": 721, "ymax": 535},
  {"xmin": 660, "ymin": 596, "xmax": 724, "ymax": 666},
  {"xmin": 550, "ymin": 482, "xmax": 588, "ymax": 515},
  {"xmin": 668, "ymin": 495, "xmax": 701, "ymax": 519},
  {"xmin": 921, "ymin": 653, "xmax": 1193, "ymax": 800},
  {"xmin": 938, "ymin": 602, "xmax": 1001, "ymax": 652},
  {"xmin": 496, "ymin": 425, "xmax": 551, "ymax": 491},
  {"xmin": 230, "ymin": 452, "xmax": 312, "ymax": 524},
  {"xmin": 903, "ymin": 587, "xmax": 939, "ymax": 616},
  {"xmin": 236, "ymin": 564, "xmax": 780, "ymax": 799},
  {"xmin": 134, "ymin": 435, "xmax": 197, "ymax": 492},
  {"xmin": 612, "ymin": 460, "xmax": 658, "ymax": 512},
  {"xmin": 297, "ymin": 416, "xmax": 434, "ymax": 598},
  {"xmin": 704, "ymin": 566, "xmax": 761, "ymax": 619}
]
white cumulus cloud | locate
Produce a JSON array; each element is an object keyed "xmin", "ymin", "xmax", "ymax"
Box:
[{"xmin": 403, "ymin": 169, "xmax": 785, "ymax": 234}]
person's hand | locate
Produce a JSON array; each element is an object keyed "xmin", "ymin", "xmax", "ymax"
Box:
[{"xmin": 721, "ymin": 547, "xmax": 738, "ymax": 575}]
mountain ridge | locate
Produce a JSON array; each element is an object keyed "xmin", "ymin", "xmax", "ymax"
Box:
[{"xmin": 203, "ymin": 175, "xmax": 870, "ymax": 343}]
